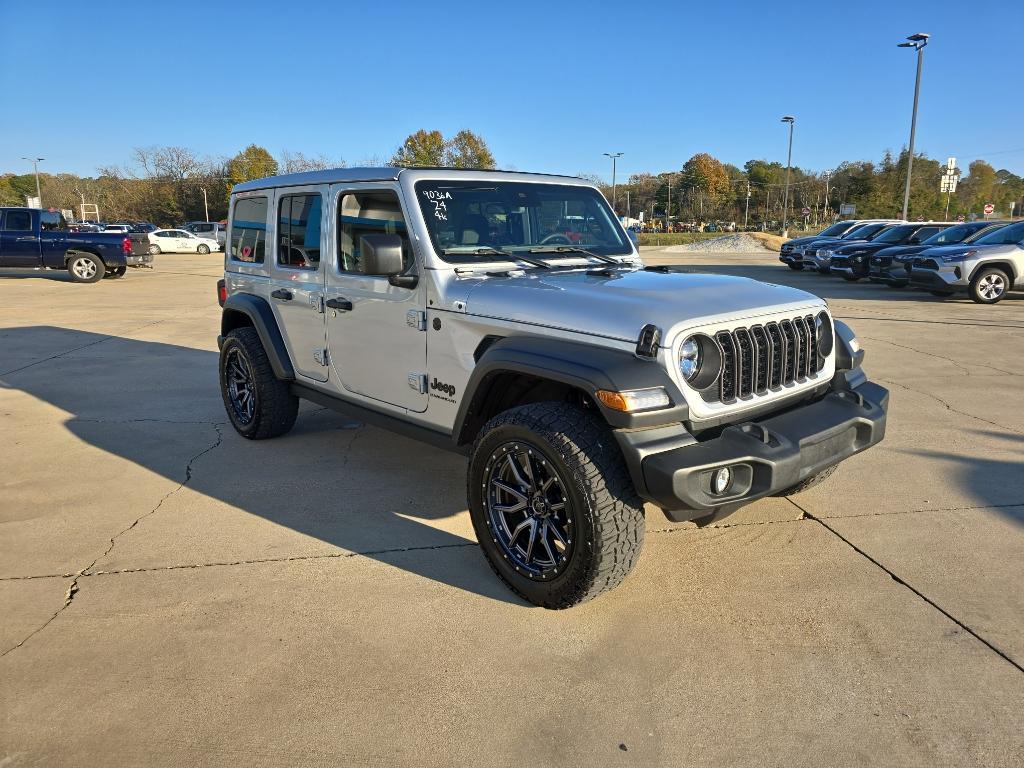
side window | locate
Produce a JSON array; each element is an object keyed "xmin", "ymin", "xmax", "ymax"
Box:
[
  {"xmin": 4, "ymin": 211, "xmax": 32, "ymax": 231},
  {"xmin": 914, "ymin": 227, "xmax": 940, "ymax": 242},
  {"xmin": 337, "ymin": 190, "xmax": 412, "ymax": 274},
  {"xmin": 277, "ymin": 193, "xmax": 322, "ymax": 270},
  {"xmin": 40, "ymin": 211, "xmax": 67, "ymax": 231},
  {"xmin": 230, "ymin": 196, "xmax": 268, "ymax": 263}
]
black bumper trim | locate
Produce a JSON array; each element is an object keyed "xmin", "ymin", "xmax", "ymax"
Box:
[{"xmin": 639, "ymin": 381, "xmax": 888, "ymax": 519}]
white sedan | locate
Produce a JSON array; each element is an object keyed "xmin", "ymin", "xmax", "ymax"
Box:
[{"xmin": 147, "ymin": 229, "xmax": 220, "ymax": 255}]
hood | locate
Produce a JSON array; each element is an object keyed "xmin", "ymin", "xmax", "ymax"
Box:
[
  {"xmin": 918, "ymin": 243, "xmax": 1018, "ymax": 258},
  {"xmin": 783, "ymin": 235, "xmax": 824, "ymax": 247},
  {"xmin": 462, "ymin": 268, "xmax": 824, "ymax": 343},
  {"xmin": 835, "ymin": 241, "xmax": 893, "ymax": 255}
]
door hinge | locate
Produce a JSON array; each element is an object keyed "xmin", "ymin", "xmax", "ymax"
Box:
[
  {"xmin": 313, "ymin": 348, "xmax": 329, "ymax": 366},
  {"xmin": 313, "ymin": 295, "xmax": 325, "ymax": 313},
  {"xmin": 406, "ymin": 309, "xmax": 427, "ymax": 331},
  {"xmin": 408, "ymin": 373, "xmax": 427, "ymax": 393}
]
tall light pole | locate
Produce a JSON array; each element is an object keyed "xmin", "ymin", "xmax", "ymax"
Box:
[
  {"xmin": 603, "ymin": 152, "xmax": 623, "ymax": 213},
  {"xmin": 780, "ymin": 117, "xmax": 795, "ymax": 236},
  {"xmin": 21, "ymin": 156, "xmax": 44, "ymax": 207},
  {"xmin": 897, "ymin": 32, "xmax": 929, "ymax": 221},
  {"xmin": 200, "ymin": 187, "xmax": 210, "ymax": 222}
]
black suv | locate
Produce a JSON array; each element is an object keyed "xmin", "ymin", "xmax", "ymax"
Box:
[
  {"xmin": 829, "ymin": 223, "xmax": 953, "ymax": 281},
  {"xmin": 868, "ymin": 221, "xmax": 1005, "ymax": 287}
]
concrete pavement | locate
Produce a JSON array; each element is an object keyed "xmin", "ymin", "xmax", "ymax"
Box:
[{"xmin": 1, "ymin": 251, "xmax": 1022, "ymax": 766}]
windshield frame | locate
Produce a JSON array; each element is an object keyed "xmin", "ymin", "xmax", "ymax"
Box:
[{"xmin": 412, "ymin": 179, "xmax": 633, "ymax": 265}]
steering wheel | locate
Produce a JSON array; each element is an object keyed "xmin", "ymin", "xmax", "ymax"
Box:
[{"xmin": 539, "ymin": 233, "xmax": 572, "ymax": 245}]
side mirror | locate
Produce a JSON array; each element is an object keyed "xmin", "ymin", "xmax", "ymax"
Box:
[{"xmin": 359, "ymin": 234, "xmax": 404, "ymax": 276}]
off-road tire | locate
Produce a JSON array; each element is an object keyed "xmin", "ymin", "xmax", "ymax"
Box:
[
  {"xmin": 467, "ymin": 403, "xmax": 645, "ymax": 609},
  {"xmin": 219, "ymin": 327, "xmax": 298, "ymax": 439},
  {"xmin": 103, "ymin": 266, "xmax": 127, "ymax": 279},
  {"xmin": 67, "ymin": 252, "xmax": 104, "ymax": 283},
  {"xmin": 773, "ymin": 464, "xmax": 837, "ymax": 496},
  {"xmin": 197, "ymin": 244, "xmax": 211, "ymax": 255},
  {"xmin": 969, "ymin": 266, "xmax": 1009, "ymax": 304},
  {"xmin": 787, "ymin": 262, "xmax": 804, "ymax": 271}
]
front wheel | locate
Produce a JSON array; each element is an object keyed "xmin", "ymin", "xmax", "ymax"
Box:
[
  {"xmin": 103, "ymin": 266, "xmax": 127, "ymax": 279},
  {"xmin": 67, "ymin": 253, "xmax": 104, "ymax": 283},
  {"xmin": 969, "ymin": 267, "xmax": 1009, "ymax": 304},
  {"xmin": 787, "ymin": 262, "xmax": 804, "ymax": 271},
  {"xmin": 468, "ymin": 403, "xmax": 645, "ymax": 609},
  {"xmin": 219, "ymin": 327, "xmax": 299, "ymax": 439},
  {"xmin": 842, "ymin": 274, "xmax": 860, "ymax": 282},
  {"xmin": 197, "ymin": 244, "xmax": 211, "ymax": 255}
]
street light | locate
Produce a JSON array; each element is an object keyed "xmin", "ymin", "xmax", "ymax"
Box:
[
  {"xmin": 21, "ymin": 156, "xmax": 45, "ymax": 207},
  {"xmin": 780, "ymin": 117, "xmax": 795, "ymax": 236},
  {"xmin": 897, "ymin": 32, "xmax": 929, "ymax": 221},
  {"xmin": 603, "ymin": 152, "xmax": 623, "ymax": 213}
]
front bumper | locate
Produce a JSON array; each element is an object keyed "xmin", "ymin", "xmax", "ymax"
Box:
[
  {"xmin": 868, "ymin": 262, "xmax": 909, "ymax": 284},
  {"xmin": 627, "ymin": 380, "xmax": 888, "ymax": 520},
  {"xmin": 908, "ymin": 265, "xmax": 967, "ymax": 291}
]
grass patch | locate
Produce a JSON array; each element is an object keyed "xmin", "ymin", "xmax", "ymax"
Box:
[{"xmin": 747, "ymin": 232, "xmax": 785, "ymax": 252}]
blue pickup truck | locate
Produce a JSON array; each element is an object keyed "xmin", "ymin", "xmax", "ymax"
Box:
[{"xmin": 0, "ymin": 207, "xmax": 152, "ymax": 282}]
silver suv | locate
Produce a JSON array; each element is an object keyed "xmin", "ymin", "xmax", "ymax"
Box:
[
  {"xmin": 217, "ymin": 168, "xmax": 888, "ymax": 607},
  {"xmin": 908, "ymin": 220, "xmax": 1024, "ymax": 303}
]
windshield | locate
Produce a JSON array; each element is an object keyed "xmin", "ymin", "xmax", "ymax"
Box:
[
  {"xmin": 974, "ymin": 220, "xmax": 1024, "ymax": 245},
  {"xmin": 414, "ymin": 180, "xmax": 630, "ymax": 264},
  {"xmin": 923, "ymin": 223, "xmax": 983, "ymax": 245},
  {"xmin": 873, "ymin": 224, "xmax": 917, "ymax": 244},
  {"xmin": 843, "ymin": 223, "xmax": 886, "ymax": 240},
  {"xmin": 819, "ymin": 221, "xmax": 856, "ymax": 237}
]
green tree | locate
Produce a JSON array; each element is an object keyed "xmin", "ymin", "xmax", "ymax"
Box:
[
  {"xmin": 444, "ymin": 129, "xmax": 495, "ymax": 169},
  {"xmin": 391, "ymin": 130, "xmax": 446, "ymax": 166},
  {"xmin": 226, "ymin": 145, "xmax": 279, "ymax": 190}
]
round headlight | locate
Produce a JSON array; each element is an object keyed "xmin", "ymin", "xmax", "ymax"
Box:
[
  {"xmin": 815, "ymin": 311, "xmax": 834, "ymax": 357},
  {"xmin": 679, "ymin": 337, "xmax": 701, "ymax": 381}
]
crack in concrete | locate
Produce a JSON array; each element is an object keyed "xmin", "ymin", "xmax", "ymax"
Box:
[
  {"xmin": 862, "ymin": 336, "xmax": 1018, "ymax": 377},
  {"xmin": 790, "ymin": 499, "xmax": 1024, "ymax": 676},
  {"xmin": 878, "ymin": 377, "xmax": 1024, "ymax": 437},
  {"xmin": 0, "ymin": 423, "xmax": 224, "ymax": 657}
]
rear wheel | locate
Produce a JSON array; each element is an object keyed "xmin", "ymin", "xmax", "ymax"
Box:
[
  {"xmin": 197, "ymin": 244, "xmax": 211, "ymax": 255},
  {"xmin": 468, "ymin": 403, "xmax": 645, "ymax": 609},
  {"xmin": 103, "ymin": 266, "xmax": 127, "ymax": 279},
  {"xmin": 148, "ymin": 244, "xmax": 161, "ymax": 255},
  {"xmin": 67, "ymin": 253, "xmax": 104, "ymax": 283},
  {"xmin": 969, "ymin": 267, "xmax": 1009, "ymax": 304},
  {"xmin": 219, "ymin": 327, "xmax": 298, "ymax": 439}
]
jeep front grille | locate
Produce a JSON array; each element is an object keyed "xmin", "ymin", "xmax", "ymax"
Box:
[{"xmin": 712, "ymin": 315, "xmax": 820, "ymax": 403}]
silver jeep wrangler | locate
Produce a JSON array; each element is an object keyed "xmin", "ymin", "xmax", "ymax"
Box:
[{"xmin": 217, "ymin": 167, "xmax": 888, "ymax": 608}]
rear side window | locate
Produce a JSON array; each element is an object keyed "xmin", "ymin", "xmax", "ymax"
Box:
[
  {"xmin": 40, "ymin": 211, "xmax": 67, "ymax": 230},
  {"xmin": 3, "ymin": 211, "xmax": 32, "ymax": 230},
  {"xmin": 277, "ymin": 194, "xmax": 322, "ymax": 270},
  {"xmin": 230, "ymin": 196, "xmax": 268, "ymax": 263}
]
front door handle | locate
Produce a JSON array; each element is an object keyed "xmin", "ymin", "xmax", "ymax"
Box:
[
  {"xmin": 271, "ymin": 289, "xmax": 293, "ymax": 301},
  {"xmin": 325, "ymin": 297, "xmax": 352, "ymax": 311}
]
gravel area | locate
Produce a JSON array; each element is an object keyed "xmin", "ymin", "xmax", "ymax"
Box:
[{"xmin": 665, "ymin": 234, "xmax": 774, "ymax": 253}]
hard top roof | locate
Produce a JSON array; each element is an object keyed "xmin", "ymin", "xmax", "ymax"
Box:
[{"xmin": 231, "ymin": 166, "xmax": 588, "ymax": 193}]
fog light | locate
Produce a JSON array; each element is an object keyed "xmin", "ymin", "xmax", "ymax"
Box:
[{"xmin": 711, "ymin": 467, "xmax": 732, "ymax": 495}]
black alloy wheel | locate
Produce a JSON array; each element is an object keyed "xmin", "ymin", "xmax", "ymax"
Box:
[
  {"xmin": 484, "ymin": 441, "xmax": 574, "ymax": 580},
  {"xmin": 223, "ymin": 347, "xmax": 256, "ymax": 425}
]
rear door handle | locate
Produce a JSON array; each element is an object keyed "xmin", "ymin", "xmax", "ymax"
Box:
[
  {"xmin": 325, "ymin": 297, "xmax": 352, "ymax": 311},
  {"xmin": 271, "ymin": 289, "xmax": 293, "ymax": 301}
]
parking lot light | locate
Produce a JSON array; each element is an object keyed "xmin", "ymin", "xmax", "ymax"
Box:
[
  {"xmin": 21, "ymin": 156, "xmax": 45, "ymax": 207},
  {"xmin": 780, "ymin": 117, "xmax": 795, "ymax": 237},
  {"xmin": 897, "ymin": 33, "xmax": 929, "ymax": 221},
  {"xmin": 603, "ymin": 152, "xmax": 624, "ymax": 213}
]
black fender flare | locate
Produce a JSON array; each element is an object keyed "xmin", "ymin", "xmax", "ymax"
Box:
[
  {"xmin": 219, "ymin": 293, "xmax": 295, "ymax": 381},
  {"xmin": 453, "ymin": 335, "xmax": 689, "ymax": 444}
]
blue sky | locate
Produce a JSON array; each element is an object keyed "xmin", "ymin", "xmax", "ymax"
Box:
[{"xmin": 2, "ymin": 0, "xmax": 1022, "ymax": 180}]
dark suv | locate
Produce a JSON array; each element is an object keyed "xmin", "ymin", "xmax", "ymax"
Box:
[
  {"xmin": 829, "ymin": 223, "xmax": 954, "ymax": 281},
  {"xmin": 868, "ymin": 221, "xmax": 1005, "ymax": 287}
]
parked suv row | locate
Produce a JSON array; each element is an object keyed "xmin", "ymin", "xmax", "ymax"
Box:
[{"xmin": 779, "ymin": 219, "xmax": 1024, "ymax": 304}]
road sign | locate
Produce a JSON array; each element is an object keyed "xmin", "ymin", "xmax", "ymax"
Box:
[
  {"xmin": 957, "ymin": 215, "xmax": 966, "ymax": 222},
  {"xmin": 839, "ymin": 203, "xmax": 856, "ymax": 215},
  {"xmin": 984, "ymin": 203, "xmax": 995, "ymax": 215},
  {"xmin": 946, "ymin": 157, "xmax": 957, "ymax": 170},
  {"xmin": 801, "ymin": 207, "xmax": 810, "ymax": 217}
]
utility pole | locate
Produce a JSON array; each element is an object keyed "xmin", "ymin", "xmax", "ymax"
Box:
[
  {"xmin": 603, "ymin": 152, "xmax": 623, "ymax": 212},
  {"xmin": 744, "ymin": 179, "xmax": 751, "ymax": 229},
  {"xmin": 780, "ymin": 117, "xmax": 795, "ymax": 236},
  {"xmin": 898, "ymin": 33, "xmax": 929, "ymax": 221},
  {"xmin": 824, "ymin": 172, "xmax": 830, "ymax": 220},
  {"xmin": 201, "ymin": 187, "xmax": 210, "ymax": 222},
  {"xmin": 21, "ymin": 156, "xmax": 44, "ymax": 207},
  {"xmin": 667, "ymin": 177, "xmax": 672, "ymax": 232},
  {"xmin": 625, "ymin": 189, "xmax": 631, "ymax": 222}
]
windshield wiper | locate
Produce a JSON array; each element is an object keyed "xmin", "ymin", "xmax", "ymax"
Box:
[
  {"xmin": 443, "ymin": 247, "xmax": 551, "ymax": 269},
  {"xmin": 528, "ymin": 246, "xmax": 622, "ymax": 265}
]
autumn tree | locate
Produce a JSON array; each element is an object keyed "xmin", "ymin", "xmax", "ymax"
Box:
[
  {"xmin": 390, "ymin": 129, "xmax": 495, "ymax": 169},
  {"xmin": 444, "ymin": 130, "xmax": 495, "ymax": 169},
  {"xmin": 391, "ymin": 130, "xmax": 446, "ymax": 166},
  {"xmin": 278, "ymin": 150, "xmax": 345, "ymax": 174},
  {"xmin": 227, "ymin": 145, "xmax": 279, "ymax": 189}
]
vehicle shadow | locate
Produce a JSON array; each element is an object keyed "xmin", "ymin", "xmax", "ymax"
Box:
[
  {"xmin": 0, "ymin": 268, "xmax": 75, "ymax": 282},
  {"xmin": 1, "ymin": 326, "xmax": 523, "ymax": 606}
]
